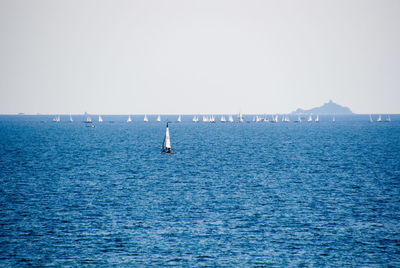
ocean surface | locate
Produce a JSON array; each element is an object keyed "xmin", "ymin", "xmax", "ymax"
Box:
[{"xmin": 1, "ymin": 114, "xmax": 399, "ymax": 266}]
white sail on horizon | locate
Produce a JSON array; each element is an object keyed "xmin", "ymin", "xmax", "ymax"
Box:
[
  {"xmin": 127, "ymin": 115, "xmax": 132, "ymax": 123},
  {"xmin": 144, "ymin": 115, "xmax": 149, "ymax": 122},
  {"xmin": 165, "ymin": 124, "xmax": 171, "ymax": 149},
  {"xmin": 157, "ymin": 115, "xmax": 161, "ymax": 122},
  {"xmin": 98, "ymin": 115, "xmax": 103, "ymax": 122}
]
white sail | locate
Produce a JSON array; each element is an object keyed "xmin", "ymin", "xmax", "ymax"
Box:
[
  {"xmin": 177, "ymin": 115, "xmax": 182, "ymax": 122},
  {"xmin": 239, "ymin": 112, "xmax": 244, "ymax": 123},
  {"xmin": 165, "ymin": 125, "xmax": 171, "ymax": 149},
  {"xmin": 69, "ymin": 114, "xmax": 73, "ymax": 122},
  {"xmin": 377, "ymin": 115, "xmax": 382, "ymax": 122},
  {"xmin": 308, "ymin": 114, "xmax": 312, "ymax": 122},
  {"xmin": 127, "ymin": 115, "xmax": 132, "ymax": 123},
  {"xmin": 157, "ymin": 115, "xmax": 161, "ymax": 122},
  {"xmin": 315, "ymin": 115, "xmax": 319, "ymax": 122},
  {"xmin": 332, "ymin": 115, "xmax": 335, "ymax": 122},
  {"xmin": 202, "ymin": 116, "xmax": 208, "ymax": 122},
  {"xmin": 369, "ymin": 114, "xmax": 373, "ymax": 122},
  {"xmin": 192, "ymin": 115, "xmax": 198, "ymax": 122},
  {"xmin": 221, "ymin": 115, "xmax": 226, "ymax": 122},
  {"xmin": 210, "ymin": 115, "xmax": 216, "ymax": 123},
  {"xmin": 228, "ymin": 115, "xmax": 234, "ymax": 122},
  {"xmin": 385, "ymin": 114, "xmax": 391, "ymax": 122},
  {"xmin": 144, "ymin": 115, "xmax": 149, "ymax": 122},
  {"xmin": 98, "ymin": 115, "xmax": 103, "ymax": 122}
]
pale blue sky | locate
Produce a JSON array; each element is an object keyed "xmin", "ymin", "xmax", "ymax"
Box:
[{"xmin": 1, "ymin": 0, "xmax": 399, "ymax": 114}]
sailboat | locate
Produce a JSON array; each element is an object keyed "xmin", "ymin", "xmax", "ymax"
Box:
[
  {"xmin": 53, "ymin": 115, "xmax": 60, "ymax": 122},
  {"xmin": 238, "ymin": 112, "xmax": 244, "ymax": 123},
  {"xmin": 202, "ymin": 116, "xmax": 209, "ymax": 123},
  {"xmin": 220, "ymin": 115, "xmax": 226, "ymax": 122},
  {"xmin": 228, "ymin": 115, "xmax": 234, "ymax": 123},
  {"xmin": 294, "ymin": 115, "xmax": 301, "ymax": 123},
  {"xmin": 161, "ymin": 123, "xmax": 174, "ymax": 154},
  {"xmin": 377, "ymin": 115, "xmax": 382, "ymax": 122},
  {"xmin": 84, "ymin": 116, "xmax": 92, "ymax": 123},
  {"xmin": 332, "ymin": 115, "xmax": 335, "ymax": 122},
  {"xmin": 315, "ymin": 115, "xmax": 319, "ymax": 122},
  {"xmin": 157, "ymin": 115, "xmax": 161, "ymax": 122},
  {"xmin": 192, "ymin": 115, "xmax": 199, "ymax": 122},
  {"xmin": 385, "ymin": 114, "xmax": 391, "ymax": 122},
  {"xmin": 144, "ymin": 115, "xmax": 149, "ymax": 122},
  {"xmin": 69, "ymin": 114, "xmax": 73, "ymax": 122},
  {"xmin": 127, "ymin": 115, "xmax": 132, "ymax": 123},
  {"xmin": 369, "ymin": 114, "xmax": 373, "ymax": 123},
  {"xmin": 177, "ymin": 115, "xmax": 182, "ymax": 123},
  {"xmin": 308, "ymin": 114, "xmax": 313, "ymax": 122},
  {"xmin": 209, "ymin": 115, "xmax": 216, "ymax": 123},
  {"xmin": 98, "ymin": 115, "xmax": 103, "ymax": 122}
]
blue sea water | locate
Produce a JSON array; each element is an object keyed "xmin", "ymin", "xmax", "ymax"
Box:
[{"xmin": 0, "ymin": 115, "xmax": 399, "ymax": 266}]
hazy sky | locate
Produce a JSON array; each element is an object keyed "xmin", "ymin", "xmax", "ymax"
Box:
[{"xmin": 1, "ymin": 0, "xmax": 399, "ymax": 114}]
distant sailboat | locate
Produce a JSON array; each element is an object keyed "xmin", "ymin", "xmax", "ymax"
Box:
[
  {"xmin": 192, "ymin": 115, "xmax": 199, "ymax": 122},
  {"xmin": 202, "ymin": 116, "xmax": 209, "ymax": 123},
  {"xmin": 144, "ymin": 115, "xmax": 149, "ymax": 122},
  {"xmin": 98, "ymin": 115, "xmax": 103, "ymax": 122},
  {"xmin": 228, "ymin": 115, "xmax": 234, "ymax": 123},
  {"xmin": 239, "ymin": 113, "xmax": 244, "ymax": 123},
  {"xmin": 209, "ymin": 115, "xmax": 216, "ymax": 123},
  {"xmin": 177, "ymin": 115, "xmax": 182, "ymax": 123},
  {"xmin": 385, "ymin": 114, "xmax": 391, "ymax": 122},
  {"xmin": 332, "ymin": 115, "xmax": 335, "ymax": 122},
  {"xmin": 315, "ymin": 115, "xmax": 319, "ymax": 122},
  {"xmin": 369, "ymin": 114, "xmax": 373, "ymax": 123},
  {"xmin": 157, "ymin": 115, "xmax": 161, "ymax": 122},
  {"xmin": 127, "ymin": 115, "xmax": 132, "ymax": 123},
  {"xmin": 84, "ymin": 116, "xmax": 92, "ymax": 123},
  {"xmin": 161, "ymin": 123, "xmax": 173, "ymax": 154},
  {"xmin": 69, "ymin": 114, "xmax": 73, "ymax": 122},
  {"xmin": 308, "ymin": 114, "xmax": 313, "ymax": 122},
  {"xmin": 53, "ymin": 115, "xmax": 60, "ymax": 122},
  {"xmin": 294, "ymin": 115, "xmax": 301, "ymax": 123},
  {"xmin": 377, "ymin": 115, "xmax": 382, "ymax": 122},
  {"xmin": 220, "ymin": 115, "xmax": 226, "ymax": 122}
]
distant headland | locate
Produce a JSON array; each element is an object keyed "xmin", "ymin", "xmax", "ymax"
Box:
[{"xmin": 291, "ymin": 100, "xmax": 353, "ymax": 115}]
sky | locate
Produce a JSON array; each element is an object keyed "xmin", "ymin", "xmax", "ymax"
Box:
[{"xmin": 0, "ymin": 0, "xmax": 399, "ymax": 115}]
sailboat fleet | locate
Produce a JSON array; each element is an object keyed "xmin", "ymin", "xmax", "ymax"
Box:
[
  {"xmin": 370, "ymin": 114, "xmax": 391, "ymax": 122},
  {"xmin": 47, "ymin": 113, "xmax": 394, "ymax": 125}
]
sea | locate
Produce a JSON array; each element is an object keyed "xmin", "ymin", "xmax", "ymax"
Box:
[{"xmin": 0, "ymin": 114, "xmax": 399, "ymax": 266}]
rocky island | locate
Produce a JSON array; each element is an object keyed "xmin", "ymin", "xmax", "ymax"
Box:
[{"xmin": 292, "ymin": 100, "xmax": 353, "ymax": 115}]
